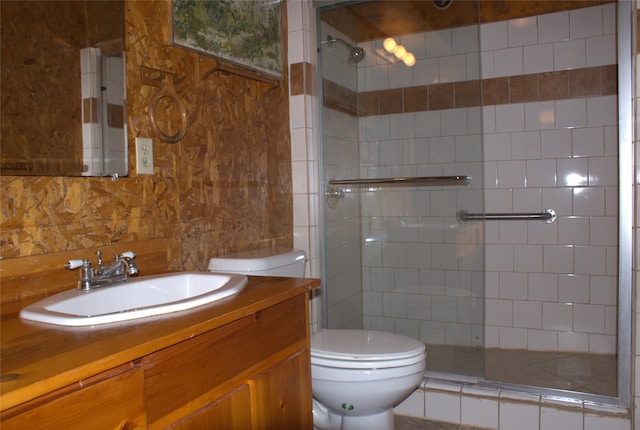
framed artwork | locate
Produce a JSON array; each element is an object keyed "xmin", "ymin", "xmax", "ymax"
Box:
[{"xmin": 171, "ymin": 0, "xmax": 283, "ymax": 81}]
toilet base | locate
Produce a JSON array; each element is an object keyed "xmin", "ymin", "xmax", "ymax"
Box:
[
  {"xmin": 312, "ymin": 403, "xmax": 395, "ymax": 430},
  {"xmin": 342, "ymin": 409, "xmax": 395, "ymax": 430}
]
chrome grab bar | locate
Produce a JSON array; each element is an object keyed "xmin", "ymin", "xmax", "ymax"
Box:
[
  {"xmin": 328, "ymin": 175, "xmax": 471, "ymax": 186},
  {"xmin": 325, "ymin": 176, "xmax": 471, "ymax": 209},
  {"xmin": 457, "ymin": 209, "xmax": 556, "ymax": 224}
]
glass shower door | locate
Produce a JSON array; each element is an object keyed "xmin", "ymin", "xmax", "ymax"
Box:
[{"xmin": 318, "ymin": 1, "xmax": 485, "ymax": 379}]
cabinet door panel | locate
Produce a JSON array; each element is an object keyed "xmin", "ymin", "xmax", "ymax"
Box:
[
  {"xmin": 252, "ymin": 350, "xmax": 313, "ymax": 430},
  {"xmin": 169, "ymin": 384, "xmax": 252, "ymax": 430},
  {"xmin": 144, "ymin": 295, "xmax": 307, "ymax": 426},
  {"xmin": 1, "ymin": 365, "xmax": 146, "ymax": 430}
]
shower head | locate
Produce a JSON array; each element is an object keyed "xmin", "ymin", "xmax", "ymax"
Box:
[
  {"xmin": 350, "ymin": 46, "xmax": 366, "ymax": 63},
  {"xmin": 320, "ymin": 35, "xmax": 366, "ymax": 63}
]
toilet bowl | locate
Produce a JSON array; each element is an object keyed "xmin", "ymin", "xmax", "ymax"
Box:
[
  {"xmin": 310, "ymin": 329, "xmax": 426, "ymax": 430},
  {"xmin": 208, "ymin": 249, "xmax": 427, "ymax": 430}
]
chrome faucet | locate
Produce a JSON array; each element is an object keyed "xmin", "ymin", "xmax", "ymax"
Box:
[{"xmin": 66, "ymin": 250, "xmax": 139, "ymax": 290}]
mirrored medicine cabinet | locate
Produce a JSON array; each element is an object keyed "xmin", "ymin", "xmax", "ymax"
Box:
[{"xmin": 1, "ymin": 0, "xmax": 127, "ymax": 177}]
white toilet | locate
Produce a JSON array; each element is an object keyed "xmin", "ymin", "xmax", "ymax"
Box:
[{"xmin": 208, "ymin": 248, "xmax": 427, "ymax": 430}]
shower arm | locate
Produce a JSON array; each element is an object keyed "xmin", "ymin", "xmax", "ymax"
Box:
[{"xmin": 322, "ymin": 36, "xmax": 355, "ymax": 51}]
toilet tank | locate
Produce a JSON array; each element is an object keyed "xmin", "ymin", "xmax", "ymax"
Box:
[{"xmin": 208, "ymin": 248, "xmax": 307, "ymax": 277}]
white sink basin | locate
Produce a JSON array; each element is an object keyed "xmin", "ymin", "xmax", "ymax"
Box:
[{"xmin": 20, "ymin": 272, "xmax": 248, "ymax": 326}]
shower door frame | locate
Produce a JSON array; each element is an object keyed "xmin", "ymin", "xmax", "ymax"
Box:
[
  {"xmin": 315, "ymin": 0, "xmax": 634, "ymax": 408},
  {"xmin": 616, "ymin": 0, "xmax": 632, "ymax": 408}
]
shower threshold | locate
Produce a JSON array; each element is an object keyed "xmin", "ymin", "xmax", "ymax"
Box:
[{"xmin": 424, "ymin": 344, "xmax": 617, "ymax": 403}]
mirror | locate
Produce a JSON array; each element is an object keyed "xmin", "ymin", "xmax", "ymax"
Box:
[{"xmin": 1, "ymin": 1, "xmax": 127, "ymax": 177}]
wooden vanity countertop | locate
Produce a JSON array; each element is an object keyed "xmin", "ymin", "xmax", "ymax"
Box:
[{"xmin": 0, "ymin": 276, "xmax": 320, "ymax": 411}]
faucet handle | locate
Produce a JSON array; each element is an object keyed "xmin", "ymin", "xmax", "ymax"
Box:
[
  {"xmin": 120, "ymin": 251, "xmax": 136, "ymax": 259},
  {"xmin": 66, "ymin": 259, "xmax": 88, "ymax": 270},
  {"xmin": 96, "ymin": 250, "xmax": 106, "ymax": 269}
]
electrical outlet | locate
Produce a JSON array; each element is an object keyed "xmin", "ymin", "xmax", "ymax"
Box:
[{"xmin": 135, "ymin": 137, "xmax": 154, "ymax": 174}]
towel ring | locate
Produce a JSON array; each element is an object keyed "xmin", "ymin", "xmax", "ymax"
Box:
[{"xmin": 149, "ymin": 79, "xmax": 188, "ymax": 144}]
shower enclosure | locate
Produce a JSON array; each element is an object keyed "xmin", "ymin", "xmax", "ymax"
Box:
[{"xmin": 318, "ymin": 0, "xmax": 621, "ymax": 399}]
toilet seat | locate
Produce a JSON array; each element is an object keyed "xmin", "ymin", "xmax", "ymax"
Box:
[{"xmin": 310, "ymin": 329, "xmax": 426, "ymax": 369}]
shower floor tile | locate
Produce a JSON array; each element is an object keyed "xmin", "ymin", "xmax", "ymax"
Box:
[{"xmin": 425, "ymin": 345, "xmax": 617, "ymax": 397}]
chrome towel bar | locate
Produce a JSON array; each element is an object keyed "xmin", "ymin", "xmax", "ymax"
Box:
[
  {"xmin": 329, "ymin": 175, "xmax": 471, "ymax": 186},
  {"xmin": 325, "ymin": 176, "xmax": 471, "ymax": 209},
  {"xmin": 457, "ymin": 209, "xmax": 556, "ymax": 224}
]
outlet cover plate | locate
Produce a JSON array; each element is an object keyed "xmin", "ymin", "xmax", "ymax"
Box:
[{"xmin": 135, "ymin": 137, "xmax": 154, "ymax": 174}]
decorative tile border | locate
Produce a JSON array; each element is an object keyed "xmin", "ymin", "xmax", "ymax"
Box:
[{"xmin": 319, "ymin": 65, "xmax": 617, "ymax": 117}]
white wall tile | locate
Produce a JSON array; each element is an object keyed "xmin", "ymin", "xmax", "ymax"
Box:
[
  {"xmin": 570, "ymin": 6, "xmax": 603, "ymax": 39},
  {"xmin": 589, "ymin": 156, "xmax": 618, "ymax": 186},
  {"xmin": 554, "ymin": 38, "xmax": 586, "ymax": 70},
  {"xmin": 511, "ymin": 130, "xmax": 541, "ymax": 159},
  {"xmin": 496, "ymin": 104, "xmax": 525, "ymax": 132},
  {"xmin": 497, "ymin": 160, "xmax": 526, "ymax": 188},
  {"xmin": 461, "ymin": 395, "xmax": 499, "ymax": 429},
  {"xmin": 541, "ymin": 406, "xmax": 583, "ymax": 429},
  {"xmin": 500, "ymin": 401, "xmax": 540, "ymax": 430},
  {"xmin": 414, "ymin": 111, "xmax": 441, "ymax": 138},
  {"xmin": 441, "ymin": 109, "xmax": 468, "ymax": 136},
  {"xmin": 389, "ymin": 62, "xmax": 414, "ymax": 88},
  {"xmin": 573, "ymin": 187, "xmax": 605, "ymax": 216},
  {"xmin": 527, "ymin": 273, "xmax": 558, "ymax": 302},
  {"xmin": 439, "ymin": 55, "xmax": 467, "ymax": 82},
  {"xmin": 573, "ymin": 303, "xmax": 605, "ymax": 333},
  {"xmin": 484, "ymin": 132, "xmax": 512, "ymax": 161},
  {"xmin": 587, "ymin": 96, "xmax": 617, "ymax": 127},
  {"xmin": 499, "ymin": 327, "xmax": 528, "ymax": 348},
  {"xmin": 573, "ymin": 127, "xmax": 604, "ymax": 157},
  {"xmin": 513, "ymin": 301, "xmax": 542, "ymax": 328},
  {"xmin": 424, "ymin": 391, "xmax": 460, "ymax": 424},
  {"xmin": 558, "ymin": 217, "xmax": 589, "ymax": 246},
  {"xmin": 558, "ymin": 158, "xmax": 588, "ymax": 187},
  {"xmin": 528, "ymin": 219, "xmax": 559, "ymax": 245},
  {"xmin": 575, "ymin": 245, "xmax": 607, "ymax": 275},
  {"xmin": 586, "ymin": 34, "xmax": 616, "ymax": 67},
  {"xmin": 426, "ymin": 29, "xmax": 453, "ymax": 58},
  {"xmin": 543, "ymin": 188, "xmax": 574, "ymax": 216},
  {"xmin": 394, "ymin": 390, "xmax": 425, "ymax": 417},
  {"xmin": 526, "ymin": 159, "xmax": 556, "ymax": 187},
  {"xmin": 401, "ymin": 33, "xmax": 427, "ymax": 60},
  {"xmin": 528, "ymin": 329, "xmax": 558, "ymax": 350},
  {"xmin": 525, "ymin": 101, "xmax": 555, "ymax": 130},
  {"xmin": 481, "ymin": 21, "xmax": 508, "ymax": 51},
  {"xmin": 602, "ymin": 3, "xmax": 617, "ymax": 35},
  {"xmin": 514, "ymin": 244, "xmax": 543, "ymax": 273},
  {"xmin": 500, "ymin": 272, "xmax": 528, "ymax": 299},
  {"xmin": 452, "ymin": 25, "xmax": 479, "ymax": 54},
  {"xmin": 508, "ymin": 17, "xmax": 538, "ymax": 47},
  {"xmin": 524, "ymin": 43, "xmax": 554, "ymax": 74},
  {"xmin": 413, "ymin": 58, "xmax": 440, "ymax": 85},
  {"xmin": 584, "ymin": 414, "xmax": 632, "ymax": 430},
  {"xmin": 556, "ymin": 98, "xmax": 587, "ymax": 129},
  {"xmin": 486, "ymin": 299, "xmax": 513, "ymax": 326},
  {"xmin": 538, "ymin": 11, "xmax": 569, "ymax": 44},
  {"xmin": 481, "ymin": 50, "xmax": 496, "ymax": 78},
  {"xmin": 559, "ymin": 331, "xmax": 590, "ymax": 352},
  {"xmin": 541, "ymin": 129, "xmax": 572, "ymax": 158},
  {"xmin": 513, "ymin": 189, "xmax": 542, "ymax": 212},
  {"xmin": 543, "ymin": 302, "xmax": 573, "ymax": 331},
  {"xmin": 493, "ymin": 47, "xmax": 524, "ymax": 77},
  {"xmin": 543, "ymin": 245, "xmax": 574, "ymax": 274}
]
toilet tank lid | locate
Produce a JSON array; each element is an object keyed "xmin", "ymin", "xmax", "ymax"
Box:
[
  {"xmin": 208, "ymin": 248, "xmax": 306, "ymax": 272},
  {"xmin": 311, "ymin": 329, "xmax": 425, "ymax": 361}
]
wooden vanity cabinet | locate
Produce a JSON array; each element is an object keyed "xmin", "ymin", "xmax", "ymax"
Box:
[
  {"xmin": 0, "ymin": 363, "xmax": 147, "ymax": 430},
  {"xmin": 1, "ymin": 289, "xmax": 314, "ymax": 430},
  {"xmin": 143, "ymin": 294, "xmax": 313, "ymax": 430}
]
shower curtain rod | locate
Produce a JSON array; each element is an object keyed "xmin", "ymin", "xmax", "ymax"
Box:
[
  {"xmin": 328, "ymin": 175, "xmax": 471, "ymax": 186},
  {"xmin": 457, "ymin": 209, "xmax": 557, "ymax": 224}
]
